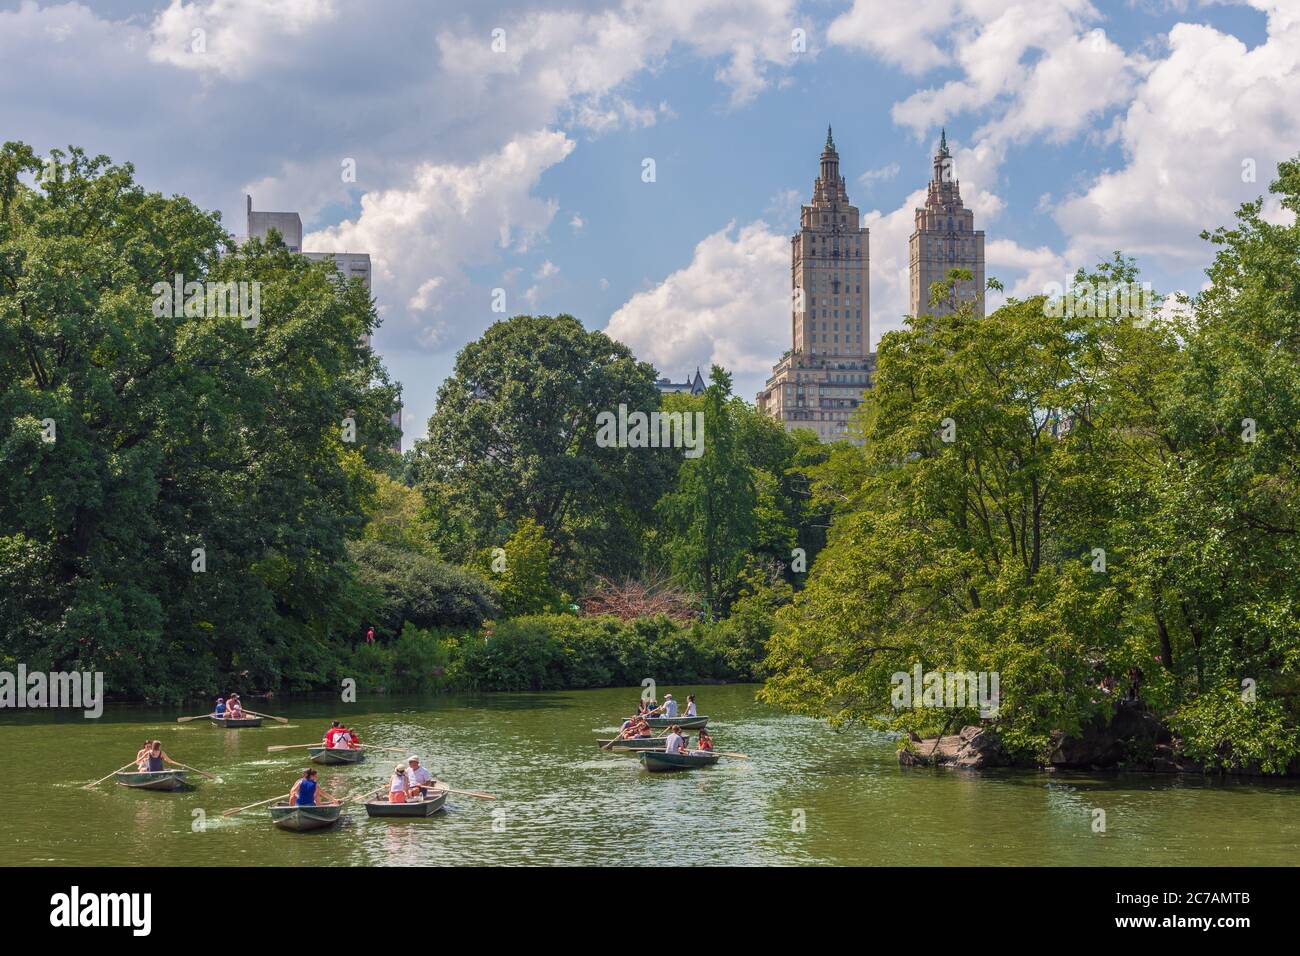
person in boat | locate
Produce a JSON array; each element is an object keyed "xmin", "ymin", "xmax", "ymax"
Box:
[
  {"xmin": 226, "ymin": 694, "xmax": 245, "ymax": 719},
  {"xmin": 685, "ymin": 694, "xmax": 697, "ymax": 718},
  {"xmin": 139, "ymin": 740, "xmax": 179, "ymax": 773},
  {"xmin": 660, "ymin": 694, "xmax": 679, "ymax": 719},
  {"xmin": 337, "ymin": 725, "xmax": 360, "ymax": 749},
  {"xmin": 388, "ymin": 764, "xmax": 411, "ymax": 803},
  {"xmin": 664, "ymin": 725, "xmax": 685, "ymax": 755},
  {"xmin": 405, "ymin": 756, "xmax": 434, "ymax": 798},
  {"xmin": 323, "ymin": 720, "xmax": 342, "ymax": 746},
  {"xmin": 697, "ymin": 729, "xmax": 713, "ymax": 752},
  {"xmin": 619, "ymin": 717, "xmax": 634, "ymax": 738},
  {"xmin": 135, "ymin": 739, "xmax": 153, "ymax": 770},
  {"xmin": 213, "ymin": 697, "xmax": 226, "ymax": 717},
  {"xmin": 289, "ymin": 768, "xmax": 337, "ymax": 807}
]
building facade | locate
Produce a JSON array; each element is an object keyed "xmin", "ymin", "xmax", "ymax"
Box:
[
  {"xmin": 244, "ymin": 196, "xmax": 401, "ymax": 453},
  {"xmin": 756, "ymin": 127, "xmax": 874, "ymax": 442},
  {"xmin": 907, "ymin": 130, "xmax": 985, "ymax": 317}
]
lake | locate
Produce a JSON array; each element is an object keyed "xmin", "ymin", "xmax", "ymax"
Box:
[{"xmin": 3, "ymin": 683, "xmax": 1297, "ymax": 866}]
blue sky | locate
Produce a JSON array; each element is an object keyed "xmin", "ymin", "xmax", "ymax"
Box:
[{"xmin": 1, "ymin": 0, "xmax": 1294, "ymax": 443}]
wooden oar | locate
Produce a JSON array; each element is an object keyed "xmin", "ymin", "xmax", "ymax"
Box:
[
  {"xmin": 176, "ymin": 713, "xmax": 216, "ymax": 723},
  {"xmin": 351, "ymin": 785, "xmax": 388, "ymax": 804},
  {"xmin": 170, "ymin": 761, "xmax": 218, "ymax": 780},
  {"xmin": 222, "ymin": 793, "xmax": 291, "ymax": 817},
  {"xmin": 443, "ymin": 787, "xmax": 496, "ymax": 800},
  {"xmin": 711, "ymin": 751, "xmax": 748, "ymax": 759},
  {"xmin": 242, "ymin": 709, "xmax": 288, "ymax": 724},
  {"xmin": 265, "ymin": 742, "xmax": 404, "ymax": 753},
  {"xmin": 82, "ymin": 762, "xmax": 140, "ymax": 790}
]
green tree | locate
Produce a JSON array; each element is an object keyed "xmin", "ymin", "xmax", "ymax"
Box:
[
  {"xmin": 415, "ymin": 314, "xmax": 674, "ymax": 585},
  {"xmin": 657, "ymin": 366, "xmax": 757, "ymax": 618},
  {"xmin": 0, "ymin": 143, "xmax": 398, "ymax": 700},
  {"xmin": 483, "ymin": 517, "xmax": 564, "ymax": 616}
]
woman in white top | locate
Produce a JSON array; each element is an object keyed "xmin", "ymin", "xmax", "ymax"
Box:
[
  {"xmin": 685, "ymin": 695, "xmax": 697, "ymax": 717},
  {"xmin": 389, "ymin": 765, "xmax": 410, "ymax": 803}
]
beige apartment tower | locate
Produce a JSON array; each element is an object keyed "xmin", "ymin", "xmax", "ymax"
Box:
[
  {"xmin": 908, "ymin": 130, "xmax": 985, "ymax": 317},
  {"xmin": 756, "ymin": 127, "xmax": 874, "ymax": 442}
]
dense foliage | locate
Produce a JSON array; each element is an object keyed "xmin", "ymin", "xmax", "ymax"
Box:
[
  {"xmin": 762, "ymin": 161, "xmax": 1300, "ymax": 772},
  {"xmin": 0, "ymin": 144, "xmax": 399, "ymax": 700}
]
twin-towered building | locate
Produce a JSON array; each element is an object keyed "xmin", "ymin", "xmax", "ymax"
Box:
[{"xmin": 756, "ymin": 126, "xmax": 984, "ymax": 441}]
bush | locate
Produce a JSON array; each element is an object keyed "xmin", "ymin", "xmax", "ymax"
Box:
[{"xmin": 349, "ymin": 538, "xmax": 499, "ymax": 637}]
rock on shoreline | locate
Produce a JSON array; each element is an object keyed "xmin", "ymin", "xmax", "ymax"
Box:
[{"xmin": 898, "ymin": 705, "xmax": 1206, "ymax": 773}]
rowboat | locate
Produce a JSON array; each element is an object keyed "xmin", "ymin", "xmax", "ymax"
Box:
[
  {"xmin": 308, "ymin": 746, "xmax": 366, "ymax": 765},
  {"xmin": 269, "ymin": 802, "xmax": 343, "ymax": 832},
  {"xmin": 113, "ymin": 769, "xmax": 189, "ymax": 791},
  {"xmin": 638, "ymin": 750, "xmax": 721, "ymax": 773},
  {"xmin": 364, "ymin": 786, "xmax": 449, "ymax": 818},
  {"xmin": 597, "ymin": 737, "xmax": 668, "ymax": 752},
  {"xmin": 210, "ymin": 716, "xmax": 263, "ymax": 728},
  {"xmin": 643, "ymin": 715, "xmax": 709, "ymax": 730}
]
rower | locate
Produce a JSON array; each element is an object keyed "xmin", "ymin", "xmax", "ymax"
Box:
[
  {"xmin": 405, "ymin": 756, "xmax": 434, "ymax": 798},
  {"xmin": 664, "ymin": 725, "xmax": 685, "ymax": 755},
  {"xmin": 660, "ymin": 694, "xmax": 678, "ymax": 719},
  {"xmin": 140, "ymin": 740, "xmax": 178, "ymax": 772},
  {"xmin": 323, "ymin": 720, "xmax": 342, "ymax": 747},
  {"xmin": 289, "ymin": 768, "xmax": 335, "ymax": 806},
  {"xmin": 685, "ymin": 694, "xmax": 697, "ymax": 718},
  {"xmin": 227, "ymin": 694, "xmax": 244, "ymax": 719}
]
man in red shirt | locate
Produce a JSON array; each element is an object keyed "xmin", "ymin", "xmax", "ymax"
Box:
[{"xmin": 323, "ymin": 720, "xmax": 342, "ymax": 746}]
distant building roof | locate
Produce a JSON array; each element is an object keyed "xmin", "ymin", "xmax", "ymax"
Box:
[{"xmin": 655, "ymin": 368, "xmax": 706, "ymax": 396}]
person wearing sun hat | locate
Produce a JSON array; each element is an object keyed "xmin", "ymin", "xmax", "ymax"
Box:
[
  {"xmin": 405, "ymin": 755, "xmax": 434, "ymax": 799},
  {"xmin": 388, "ymin": 763, "xmax": 410, "ymax": 803}
]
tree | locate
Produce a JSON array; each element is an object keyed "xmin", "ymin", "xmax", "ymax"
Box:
[
  {"xmin": 482, "ymin": 517, "xmax": 564, "ymax": 617},
  {"xmin": 0, "ymin": 143, "xmax": 399, "ymax": 700},
  {"xmin": 657, "ymin": 367, "xmax": 757, "ymax": 618},
  {"xmin": 415, "ymin": 314, "xmax": 673, "ymax": 585}
]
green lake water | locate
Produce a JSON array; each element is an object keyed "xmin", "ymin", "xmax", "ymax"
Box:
[{"xmin": 2, "ymin": 683, "xmax": 1297, "ymax": 866}]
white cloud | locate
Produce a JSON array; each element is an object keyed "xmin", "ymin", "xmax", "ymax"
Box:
[
  {"xmin": 148, "ymin": 0, "xmax": 339, "ymax": 77},
  {"xmin": 534, "ymin": 260, "xmax": 559, "ymax": 280},
  {"xmin": 605, "ymin": 221, "xmax": 788, "ymax": 379},
  {"xmin": 1056, "ymin": 6, "xmax": 1300, "ymax": 268},
  {"xmin": 570, "ymin": 212, "xmax": 585, "ymax": 231},
  {"xmin": 304, "ymin": 129, "xmax": 575, "ymax": 349}
]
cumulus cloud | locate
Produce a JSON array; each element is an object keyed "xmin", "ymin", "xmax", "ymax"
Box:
[
  {"xmin": 304, "ymin": 129, "xmax": 575, "ymax": 348},
  {"xmin": 605, "ymin": 221, "xmax": 788, "ymax": 381},
  {"xmin": 1054, "ymin": 4, "xmax": 1300, "ymax": 269},
  {"xmin": 148, "ymin": 0, "xmax": 339, "ymax": 77}
]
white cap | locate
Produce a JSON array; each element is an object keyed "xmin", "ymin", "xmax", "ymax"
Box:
[{"xmin": 407, "ymin": 756, "xmax": 420, "ymax": 762}]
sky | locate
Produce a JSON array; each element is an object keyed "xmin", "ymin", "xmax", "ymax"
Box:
[{"xmin": 2, "ymin": 0, "xmax": 1296, "ymax": 443}]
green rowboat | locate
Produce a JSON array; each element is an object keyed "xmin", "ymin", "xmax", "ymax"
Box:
[
  {"xmin": 114, "ymin": 769, "xmax": 189, "ymax": 791},
  {"xmin": 210, "ymin": 716, "xmax": 263, "ymax": 728},
  {"xmin": 638, "ymin": 750, "xmax": 721, "ymax": 773},
  {"xmin": 364, "ymin": 786, "xmax": 449, "ymax": 818},
  {"xmin": 269, "ymin": 802, "xmax": 343, "ymax": 831},
  {"xmin": 643, "ymin": 715, "xmax": 708, "ymax": 730},
  {"xmin": 308, "ymin": 746, "xmax": 366, "ymax": 765}
]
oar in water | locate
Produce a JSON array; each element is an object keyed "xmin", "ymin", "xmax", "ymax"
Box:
[
  {"xmin": 176, "ymin": 713, "xmax": 216, "ymax": 723},
  {"xmin": 242, "ymin": 709, "xmax": 288, "ymax": 724},
  {"xmin": 170, "ymin": 761, "xmax": 218, "ymax": 780},
  {"xmin": 709, "ymin": 751, "xmax": 748, "ymax": 759},
  {"xmin": 82, "ymin": 762, "xmax": 140, "ymax": 790},
  {"xmin": 266, "ymin": 742, "xmax": 405, "ymax": 753},
  {"xmin": 222, "ymin": 793, "xmax": 292, "ymax": 817}
]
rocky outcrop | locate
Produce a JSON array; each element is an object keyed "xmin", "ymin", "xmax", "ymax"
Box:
[
  {"xmin": 899, "ymin": 725, "xmax": 1013, "ymax": 769},
  {"xmin": 899, "ymin": 703, "xmax": 1207, "ymax": 773}
]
